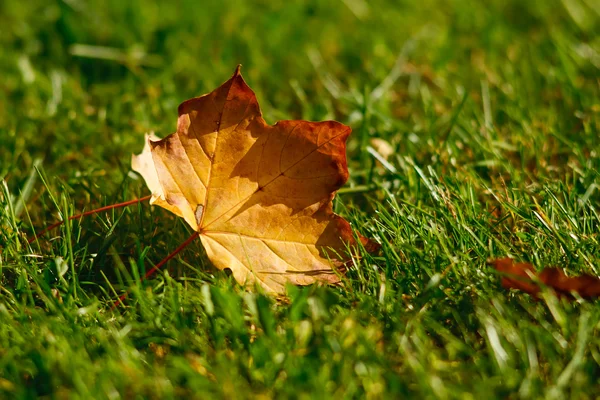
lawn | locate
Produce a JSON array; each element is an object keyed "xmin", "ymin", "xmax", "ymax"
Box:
[{"xmin": 1, "ymin": 0, "xmax": 600, "ymax": 398}]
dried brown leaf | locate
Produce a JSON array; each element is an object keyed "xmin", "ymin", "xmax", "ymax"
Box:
[{"xmin": 490, "ymin": 257, "xmax": 600, "ymax": 299}]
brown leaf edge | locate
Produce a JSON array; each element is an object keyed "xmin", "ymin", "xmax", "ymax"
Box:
[{"xmin": 489, "ymin": 258, "xmax": 600, "ymax": 299}]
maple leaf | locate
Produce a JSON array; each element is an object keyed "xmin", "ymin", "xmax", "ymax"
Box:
[
  {"xmin": 132, "ymin": 66, "xmax": 377, "ymax": 293},
  {"xmin": 490, "ymin": 258, "xmax": 600, "ymax": 299}
]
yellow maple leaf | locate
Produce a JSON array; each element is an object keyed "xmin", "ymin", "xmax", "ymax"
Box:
[{"xmin": 132, "ymin": 66, "xmax": 376, "ymax": 293}]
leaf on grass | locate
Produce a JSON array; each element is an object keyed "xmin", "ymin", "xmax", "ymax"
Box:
[
  {"xmin": 490, "ymin": 257, "xmax": 600, "ymax": 299},
  {"xmin": 132, "ymin": 66, "xmax": 378, "ymax": 293}
]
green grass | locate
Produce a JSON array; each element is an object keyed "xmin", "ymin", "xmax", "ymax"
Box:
[{"xmin": 1, "ymin": 0, "xmax": 600, "ymax": 398}]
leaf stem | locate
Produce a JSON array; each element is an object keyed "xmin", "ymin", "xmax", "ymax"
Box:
[
  {"xmin": 111, "ymin": 230, "xmax": 200, "ymax": 310},
  {"xmin": 28, "ymin": 195, "xmax": 152, "ymax": 244}
]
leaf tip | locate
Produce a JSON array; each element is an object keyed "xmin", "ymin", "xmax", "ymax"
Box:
[{"xmin": 234, "ymin": 64, "xmax": 242, "ymax": 77}]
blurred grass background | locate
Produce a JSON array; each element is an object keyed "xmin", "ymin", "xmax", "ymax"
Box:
[
  {"xmin": 1, "ymin": 0, "xmax": 600, "ymax": 398},
  {"xmin": 1, "ymin": 0, "xmax": 598, "ymax": 189}
]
